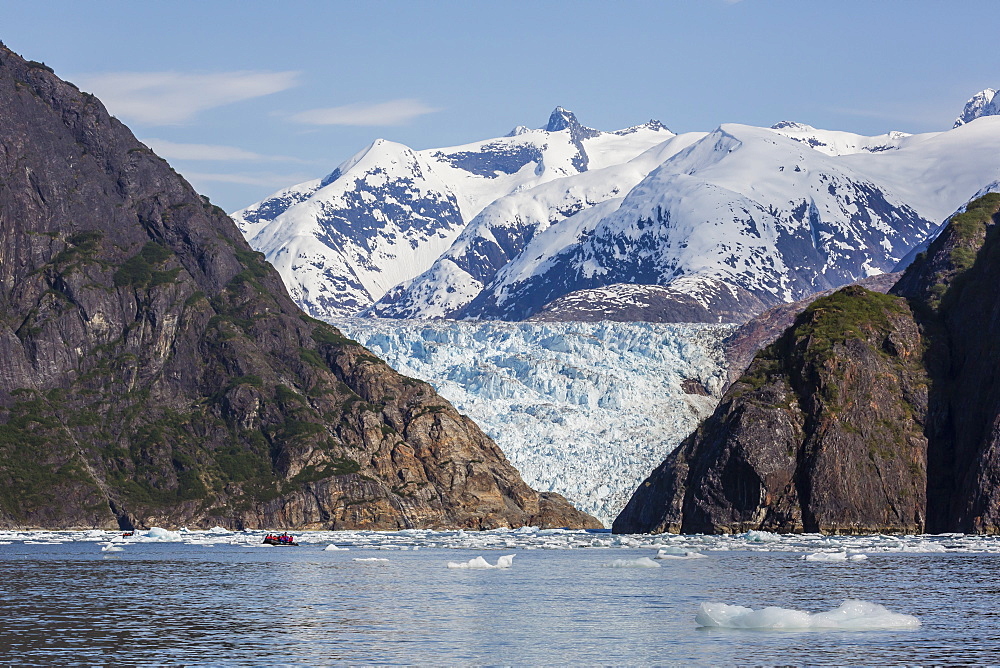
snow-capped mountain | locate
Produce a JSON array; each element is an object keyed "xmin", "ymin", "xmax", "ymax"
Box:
[
  {"xmin": 236, "ymin": 97, "xmax": 1000, "ymax": 324},
  {"xmin": 232, "ymin": 108, "xmax": 670, "ymax": 318},
  {"xmin": 368, "ymin": 132, "xmax": 703, "ymax": 318},
  {"xmin": 332, "ymin": 318, "xmax": 734, "ymax": 526},
  {"xmin": 457, "ymin": 123, "xmax": 937, "ymax": 321},
  {"xmin": 955, "ymin": 88, "xmax": 999, "ymax": 127},
  {"xmin": 376, "ymin": 117, "xmax": 1000, "ymax": 322}
]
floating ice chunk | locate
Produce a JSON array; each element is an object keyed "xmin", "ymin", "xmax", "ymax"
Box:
[
  {"xmin": 100, "ymin": 544, "xmax": 123, "ymax": 552},
  {"xmin": 742, "ymin": 530, "xmax": 782, "ymax": 543},
  {"xmin": 324, "ymin": 545, "xmax": 349, "ymax": 551},
  {"xmin": 605, "ymin": 557, "xmax": 661, "ymax": 568},
  {"xmin": 803, "ymin": 551, "xmax": 848, "ymax": 561},
  {"xmin": 850, "ymin": 554, "xmax": 868, "ymax": 561},
  {"xmin": 447, "ymin": 554, "xmax": 516, "ymax": 569},
  {"xmin": 655, "ymin": 549, "xmax": 706, "ymax": 560},
  {"xmin": 207, "ymin": 526, "xmax": 230, "ymax": 534},
  {"xmin": 143, "ymin": 527, "xmax": 182, "ymax": 542},
  {"xmin": 353, "ymin": 557, "xmax": 389, "ymax": 563},
  {"xmin": 696, "ymin": 599, "xmax": 920, "ymax": 630}
]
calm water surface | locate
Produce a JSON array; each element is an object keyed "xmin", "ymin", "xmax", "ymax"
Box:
[{"xmin": 2, "ymin": 536, "xmax": 999, "ymax": 665}]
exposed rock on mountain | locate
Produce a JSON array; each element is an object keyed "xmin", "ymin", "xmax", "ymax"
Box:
[
  {"xmin": 0, "ymin": 44, "xmax": 598, "ymax": 531},
  {"xmin": 615, "ymin": 193, "xmax": 1000, "ymax": 535}
]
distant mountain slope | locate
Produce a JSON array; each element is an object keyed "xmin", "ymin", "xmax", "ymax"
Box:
[
  {"xmin": 232, "ymin": 108, "xmax": 670, "ymax": 318},
  {"xmin": 238, "ymin": 93, "xmax": 1000, "ymax": 325},
  {"xmin": 0, "ymin": 43, "xmax": 597, "ymax": 531},
  {"xmin": 459, "ymin": 123, "xmax": 937, "ymax": 321}
]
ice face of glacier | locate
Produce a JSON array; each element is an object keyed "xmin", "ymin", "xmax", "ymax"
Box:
[{"xmin": 333, "ymin": 318, "xmax": 735, "ymax": 527}]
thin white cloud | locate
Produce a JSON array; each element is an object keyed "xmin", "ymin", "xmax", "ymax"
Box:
[
  {"xmin": 143, "ymin": 138, "xmax": 302, "ymax": 163},
  {"xmin": 290, "ymin": 99, "xmax": 440, "ymax": 126},
  {"xmin": 76, "ymin": 71, "xmax": 300, "ymax": 125}
]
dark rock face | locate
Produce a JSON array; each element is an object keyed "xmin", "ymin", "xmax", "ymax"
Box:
[
  {"xmin": 615, "ymin": 192, "xmax": 1000, "ymax": 535},
  {"xmin": 615, "ymin": 286, "xmax": 928, "ymax": 534},
  {"xmin": 0, "ymin": 44, "xmax": 599, "ymax": 531}
]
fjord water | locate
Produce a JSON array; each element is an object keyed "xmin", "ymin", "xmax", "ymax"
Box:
[{"xmin": 3, "ymin": 530, "xmax": 1000, "ymax": 665}]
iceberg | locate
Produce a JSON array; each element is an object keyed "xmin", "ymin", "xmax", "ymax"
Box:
[
  {"xmin": 655, "ymin": 548, "xmax": 706, "ymax": 560},
  {"xmin": 142, "ymin": 527, "xmax": 183, "ymax": 542},
  {"xmin": 696, "ymin": 599, "xmax": 920, "ymax": 630},
  {"xmin": 447, "ymin": 554, "xmax": 516, "ymax": 569},
  {"xmin": 803, "ymin": 551, "xmax": 867, "ymax": 562},
  {"xmin": 605, "ymin": 557, "xmax": 661, "ymax": 568},
  {"xmin": 324, "ymin": 544, "xmax": 349, "ymax": 551}
]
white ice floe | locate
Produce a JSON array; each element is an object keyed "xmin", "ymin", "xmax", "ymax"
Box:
[
  {"xmin": 742, "ymin": 530, "xmax": 782, "ymax": 543},
  {"xmin": 353, "ymin": 557, "xmax": 389, "ymax": 563},
  {"xmin": 141, "ymin": 527, "xmax": 183, "ymax": 542},
  {"xmin": 324, "ymin": 544, "xmax": 349, "ymax": 551},
  {"xmin": 207, "ymin": 526, "xmax": 231, "ymax": 534},
  {"xmin": 100, "ymin": 544, "xmax": 123, "ymax": 552},
  {"xmin": 803, "ymin": 551, "xmax": 867, "ymax": 562},
  {"xmin": 696, "ymin": 599, "xmax": 920, "ymax": 630},
  {"xmin": 655, "ymin": 548, "xmax": 706, "ymax": 560},
  {"xmin": 447, "ymin": 555, "xmax": 516, "ymax": 569},
  {"xmin": 605, "ymin": 557, "xmax": 661, "ymax": 568}
]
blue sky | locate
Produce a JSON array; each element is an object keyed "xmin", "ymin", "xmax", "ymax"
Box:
[{"xmin": 3, "ymin": 0, "xmax": 998, "ymax": 211}]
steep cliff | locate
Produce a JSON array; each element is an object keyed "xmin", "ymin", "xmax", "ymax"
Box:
[
  {"xmin": 0, "ymin": 44, "xmax": 598, "ymax": 531},
  {"xmin": 615, "ymin": 192, "xmax": 1000, "ymax": 535}
]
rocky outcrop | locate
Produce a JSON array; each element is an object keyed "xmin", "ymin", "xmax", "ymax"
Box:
[
  {"xmin": 722, "ymin": 272, "xmax": 901, "ymax": 390},
  {"xmin": 615, "ymin": 286, "xmax": 928, "ymax": 534},
  {"xmin": 0, "ymin": 44, "xmax": 599, "ymax": 531},
  {"xmin": 615, "ymin": 192, "xmax": 1000, "ymax": 535}
]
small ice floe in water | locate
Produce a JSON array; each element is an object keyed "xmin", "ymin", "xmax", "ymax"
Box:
[
  {"xmin": 324, "ymin": 544, "xmax": 349, "ymax": 551},
  {"xmin": 143, "ymin": 527, "xmax": 182, "ymax": 542},
  {"xmin": 696, "ymin": 599, "xmax": 920, "ymax": 630},
  {"xmin": 100, "ymin": 544, "xmax": 123, "ymax": 552},
  {"xmin": 447, "ymin": 555, "xmax": 515, "ymax": 569},
  {"xmin": 741, "ymin": 530, "xmax": 782, "ymax": 543},
  {"xmin": 803, "ymin": 552, "xmax": 868, "ymax": 562},
  {"xmin": 655, "ymin": 547, "xmax": 706, "ymax": 560},
  {"xmin": 605, "ymin": 557, "xmax": 661, "ymax": 568},
  {"xmin": 353, "ymin": 557, "xmax": 389, "ymax": 563}
]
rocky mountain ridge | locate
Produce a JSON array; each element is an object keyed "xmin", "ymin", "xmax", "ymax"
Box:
[
  {"xmin": 614, "ymin": 192, "xmax": 1000, "ymax": 535},
  {"xmin": 0, "ymin": 43, "xmax": 597, "ymax": 531}
]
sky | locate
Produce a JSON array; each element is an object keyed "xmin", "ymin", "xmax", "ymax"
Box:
[{"xmin": 3, "ymin": 0, "xmax": 999, "ymax": 212}]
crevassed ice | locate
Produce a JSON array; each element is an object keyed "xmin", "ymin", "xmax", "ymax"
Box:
[{"xmin": 334, "ymin": 319, "xmax": 734, "ymax": 526}]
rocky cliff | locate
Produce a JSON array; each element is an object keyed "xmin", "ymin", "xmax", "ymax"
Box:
[
  {"xmin": 0, "ymin": 44, "xmax": 598, "ymax": 531},
  {"xmin": 615, "ymin": 193, "xmax": 1000, "ymax": 535}
]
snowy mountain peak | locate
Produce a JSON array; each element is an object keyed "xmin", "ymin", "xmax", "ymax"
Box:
[
  {"xmin": 955, "ymin": 88, "xmax": 999, "ymax": 128},
  {"xmin": 506, "ymin": 124, "xmax": 532, "ymax": 137},
  {"xmin": 545, "ymin": 106, "xmax": 581, "ymax": 132},
  {"xmin": 771, "ymin": 120, "xmax": 813, "ymax": 131}
]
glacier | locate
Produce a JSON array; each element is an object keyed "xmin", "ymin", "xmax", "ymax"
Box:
[{"xmin": 333, "ymin": 318, "xmax": 735, "ymax": 527}]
